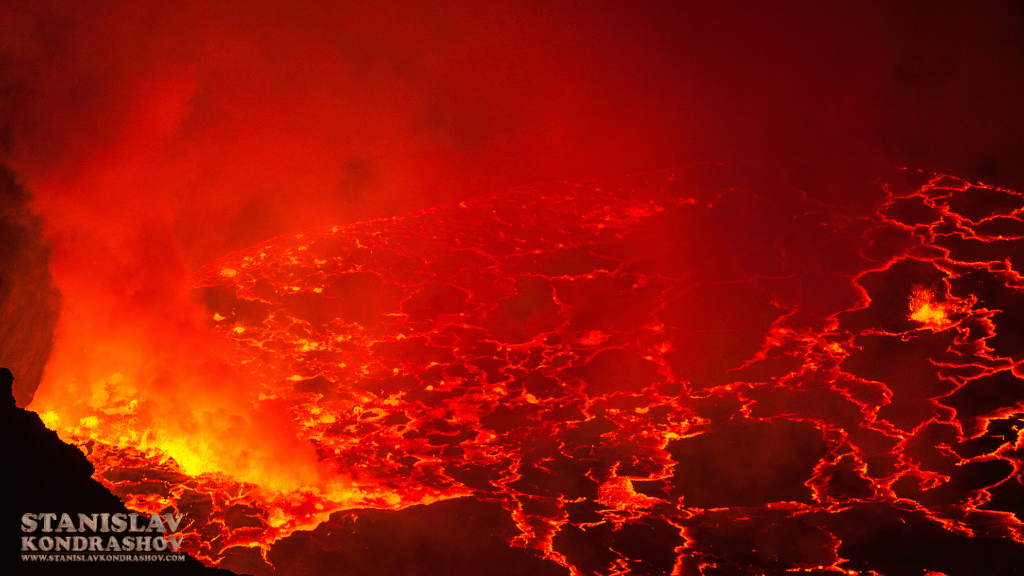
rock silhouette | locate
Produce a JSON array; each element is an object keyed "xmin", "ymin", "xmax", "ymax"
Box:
[{"xmin": 1, "ymin": 367, "xmax": 236, "ymax": 575}]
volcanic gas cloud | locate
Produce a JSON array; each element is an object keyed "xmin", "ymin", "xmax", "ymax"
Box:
[{"xmin": 29, "ymin": 165, "xmax": 1024, "ymax": 575}]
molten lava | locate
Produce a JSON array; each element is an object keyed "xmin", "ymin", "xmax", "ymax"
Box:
[{"xmin": 31, "ymin": 166, "xmax": 1024, "ymax": 574}]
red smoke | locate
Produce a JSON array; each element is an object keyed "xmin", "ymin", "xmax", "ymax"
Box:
[{"xmin": 1, "ymin": 0, "xmax": 1023, "ymax": 496}]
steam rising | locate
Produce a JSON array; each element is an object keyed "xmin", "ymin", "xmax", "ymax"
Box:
[{"xmin": 1, "ymin": 0, "xmax": 1022, "ymax": 493}]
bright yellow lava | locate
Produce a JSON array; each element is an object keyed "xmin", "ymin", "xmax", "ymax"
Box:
[{"xmin": 909, "ymin": 288, "xmax": 952, "ymax": 329}]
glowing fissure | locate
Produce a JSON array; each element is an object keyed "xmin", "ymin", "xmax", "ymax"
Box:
[{"xmin": 31, "ymin": 167, "xmax": 1024, "ymax": 573}]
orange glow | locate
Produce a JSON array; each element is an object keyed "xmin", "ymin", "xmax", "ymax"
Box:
[
  {"xmin": 14, "ymin": 167, "xmax": 1024, "ymax": 573},
  {"xmin": 907, "ymin": 286, "xmax": 973, "ymax": 331},
  {"xmin": 909, "ymin": 287, "xmax": 953, "ymax": 329},
  {"xmin": 597, "ymin": 477, "xmax": 665, "ymax": 511},
  {"xmin": 31, "ymin": 294, "xmax": 334, "ymax": 494},
  {"xmin": 1, "ymin": 0, "xmax": 1023, "ymax": 572}
]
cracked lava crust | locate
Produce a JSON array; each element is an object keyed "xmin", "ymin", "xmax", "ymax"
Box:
[{"xmin": 35, "ymin": 165, "xmax": 1024, "ymax": 575}]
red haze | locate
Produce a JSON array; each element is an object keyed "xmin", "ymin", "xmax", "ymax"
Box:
[{"xmin": 0, "ymin": 0, "xmax": 1023, "ymax": 495}]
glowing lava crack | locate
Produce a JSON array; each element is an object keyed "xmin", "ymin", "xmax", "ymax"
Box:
[{"xmin": 40, "ymin": 166, "xmax": 1024, "ymax": 575}]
